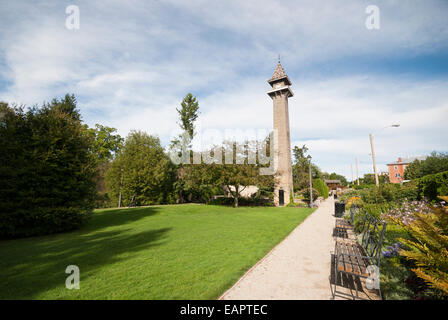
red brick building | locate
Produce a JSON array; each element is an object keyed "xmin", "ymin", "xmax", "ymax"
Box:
[{"xmin": 387, "ymin": 156, "xmax": 426, "ymax": 183}]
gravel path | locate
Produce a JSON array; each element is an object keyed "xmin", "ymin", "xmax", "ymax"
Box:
[{"xmin": 220, "ymin": 197, "xmax": 336, "ymax": 300}]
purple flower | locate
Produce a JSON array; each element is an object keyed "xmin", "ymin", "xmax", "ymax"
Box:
[{"xmin": 382, "ymin": 242, "xmax": 401, "ymax": 258}]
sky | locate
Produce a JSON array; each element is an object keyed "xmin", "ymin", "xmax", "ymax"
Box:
[{"xmin": 1, "ymin": 0, "xmax": 447, "ymax": 179}]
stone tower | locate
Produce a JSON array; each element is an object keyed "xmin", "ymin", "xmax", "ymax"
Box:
[{"xmin": 267, "ymin": 61, "xmax": 294, "ymax": 206}]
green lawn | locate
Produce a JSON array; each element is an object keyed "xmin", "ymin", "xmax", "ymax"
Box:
[{"xmin": 0, "ymin": 204, "xmax": 313, "ymax": 299}]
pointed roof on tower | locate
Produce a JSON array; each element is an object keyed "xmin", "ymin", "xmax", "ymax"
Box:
[
  {"xmin": 268, "ymin": 61, "xmax": 292, "ymax": 86},
  {"xmin": 271, "ymin": 62, "xmax": 287, "ymax": 80}
]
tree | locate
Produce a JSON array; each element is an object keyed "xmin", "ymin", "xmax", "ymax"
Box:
[
  {"xmin": 87, "ymin": 124, "xmax": 124, "ymax": 163},
  {"xmin": 404, "ymin": 160, "xmax": 423, "ymax": 180},
  {"xmin": 362, "ymin": 173, "xmax": 376, "ymax": 185},
  {"xmin": 0, "ymin": 94, "xmax": 98, "ymax": 238},
  {"xmin": 405, "ymin": 152, "xmax": 448, "ymax": 180},
  {"xmin": 174, "ymin": 162, "xmax": 218, "ymax": 204},
  {"xmin": 169, "ymin": 93, "xmax": 202, "ymax": 202},
  {"xmin": 213, "ymin": 141, "xmax": 273, "ymax": 207},
  {"xmin": 176, "ymin": 93, "xmax": 199, "ymax": 139},
  {"xmin": 328, "ymin": 172, "xmax": 348, "ymax": 186},
  {"xmin": 292, "ymin": 145, "xmax": 322, "ymax": 191},
  {"xmin": 85, "ymin": 124, "xmax": 124, "ymax": 208},
  {"xmin": 106, "ymin": 131, "xmax": 175, "ymax": 206},
  {"xmin": 313, "ymin": 178, "xmax": 330, "ymax": 199}
]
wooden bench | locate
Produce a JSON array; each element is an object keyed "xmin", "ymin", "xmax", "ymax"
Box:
[
  {"xmin": 333, "ymin": 205, "xmax": 357, "ymax": 240},
  {"xmin": 332, "ymin": 212, "xmax": 387, "ymax": 300}
]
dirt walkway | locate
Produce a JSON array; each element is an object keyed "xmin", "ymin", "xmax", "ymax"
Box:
[{"xmin": 220, "ymin": 197, "xmax": 336, "ymax": 300}]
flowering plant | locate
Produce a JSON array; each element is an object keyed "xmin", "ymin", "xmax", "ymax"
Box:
[
  {"xmin": 381, "ymin": 199, "xmax": 431, "ymax": 225},
  {"xmin": 382, "ymin": 242, "xmax": 402, "ymax": 258},
  {"xmin": 346, "ymin": 196, "xmax": 361, "ymax": 208}
]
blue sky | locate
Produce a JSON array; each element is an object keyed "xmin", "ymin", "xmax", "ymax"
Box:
[{"xmin": 1, "ymin": 0, "xmax": 447, "ymax": 179}]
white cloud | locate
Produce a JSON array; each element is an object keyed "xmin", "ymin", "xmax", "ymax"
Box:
[{"xmin": 0, "ymin": 0, "xmax": 447, "ymax": 179}]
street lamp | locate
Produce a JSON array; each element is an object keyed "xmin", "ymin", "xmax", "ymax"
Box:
[
  {"xmin": 307, "ymin": 155, "xmax": 313, "ymax": 208},
  {"xmin": 370, "ymin": 124, "xmax": 400, "ymax": 187}
]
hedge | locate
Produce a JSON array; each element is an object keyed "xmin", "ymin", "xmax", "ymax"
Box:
[{"xmin": 418, "ymin": 170, "xmax": 448, "ymax": 202}]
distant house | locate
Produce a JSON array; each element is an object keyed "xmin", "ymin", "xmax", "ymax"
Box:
[
  {"xmin": 387, "ymin": 156, "xmax": 426, "ymax": 183},
  {"xmin": 324, "ymin": 179, "xmax": 342, "ymax": 190},
  {"xmin": 223, "ymin": 185, "xmax": 259, "ymax": 198}
]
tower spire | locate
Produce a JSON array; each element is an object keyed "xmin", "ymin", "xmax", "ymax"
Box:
[{"xmin": 267, "ymin": 61, "xmax": 294, "ymax": 206}]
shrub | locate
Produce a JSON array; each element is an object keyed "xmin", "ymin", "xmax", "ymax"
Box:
[
  {"xmin": 391, "ymin": 205, "xmax": 448, "ymax": 297},
  {"xmin": 396, "ymin": 180, "xmax": 420, "ymax": 201},
  {"xmin": 0, "ymin": 96, "xmax": 97, "ymax": 238},
  {"xmin": 300, "ymin": 188, "xmax": 319, "ymax": 202},
  {"xmin": 208, "ymin": 197, "xmax": 234, "ymax": 206},
  {"xmin": 313, "ymin": 178, "xmax": 330, "ymax": 199},
  {"xmin": 418, "ymin": 171, "xmax": 448, "ymax": 202},
  {"xmin": 207, "ymin": 195, "xmax": 273, "ymax": 207},
  {"xmin": 352, "ymin": 202, "xmax": 397, "ymax": 233},
  {"xmin": 349, "ymin": 183, "xmax": 419, "ymax": 205}
]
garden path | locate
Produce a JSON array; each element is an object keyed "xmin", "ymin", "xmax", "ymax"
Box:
[{"xmin": 220, "ymin": 197, "xmax": 338, "ymax": 300}]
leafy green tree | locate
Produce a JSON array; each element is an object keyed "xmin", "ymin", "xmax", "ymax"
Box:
[
  {"xmin": 106, "ymin": 131, "xmax": 175, "ymax": 206},
  {"xmin": 328, "ymin": 172, "xmax": 348, "ymax": 186},
  {"xmin": 313, "ymin": 178, "xmax": 330, "ymax": 199},
  {"xmin": 50, "ymin": 94, "xmax": 81, "ymax": 121},
  {"xmin": 174, "ymin": 162, "xmax": 217, "ymax": 203},
  {"xmin": 362, "ymin": 173, "xmax": 376, "ymax": 185},
  {"xmin": 292, "ymin": 145, "xmax": 322, "ymax": 191},
  {"xmin": 404, "ymin": 160, "xmax": 423, "ymax": 180},
  {"xmin": 0, "ymin": 95, "xmax": 97, "ymax": 238},
  {"xmin": 405, "ymin": 152, "xmax": 448, "ymax": 180},
  {"xmin": 85, "ymin": 124, "xmax": 124, "ymax": 208},
  {"xmin": 87, "ymin": 124, "xmax": 124, "ymax": 163},
  {"xmin": 293, "ymin": 144, "xmax": 309, "ymax": 163},
  {"xmin": 212, "ymin": 141, "xmax": 273, "ymax": 207},
  {"xmin": 176, "ymin": 93, "xmax": 199, "ymax": 139},
  {"xmin": 169, "ymin": 93, "xmax": 202, "ymax": 202}
]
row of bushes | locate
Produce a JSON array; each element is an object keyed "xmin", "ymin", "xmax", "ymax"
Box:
[
  {"xmin": 208, "ymin": 196, "xmax": 273, "ymax": 207},
  {"xmin": 341, "ymin": 171, "xmax": 448, "ymax": 206}
]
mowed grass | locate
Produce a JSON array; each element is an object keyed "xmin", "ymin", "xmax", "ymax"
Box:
[{"xmin": 0, "ymin": 204, "xmax": 313, "ymax": 299}]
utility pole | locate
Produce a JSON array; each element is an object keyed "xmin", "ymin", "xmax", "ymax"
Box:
[
  {"xmin": 356, "ymin": 157, "xmax": 360, "ymax": 185},
  {"xmin": 368, "ymin": 124, "xmax": 400, "ymax": 187},
  {"xmin": 369, "ymin": 133, "xmax": 379, "ymax": 186},
  {"xmin": 351, "ymin": 163, "xmax": 354, "ymax": 185}
]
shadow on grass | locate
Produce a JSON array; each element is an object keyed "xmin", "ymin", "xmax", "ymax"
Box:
[
  {"xmin": 84, "ymin": 206, "xmax": 162, "ymax": 232},
  {"xmin": 0, "ymin": 207, "xmax": 171, "ymax": 299}
]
